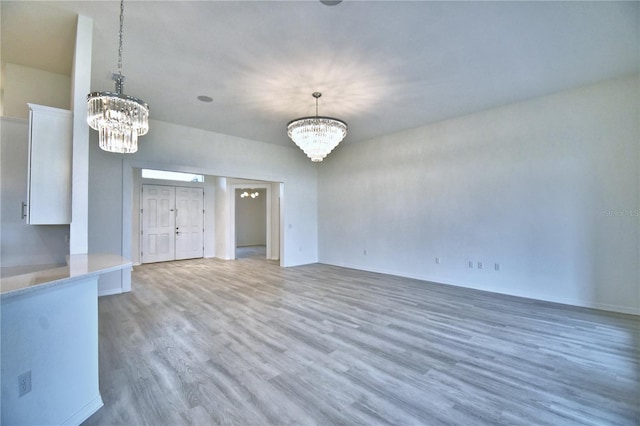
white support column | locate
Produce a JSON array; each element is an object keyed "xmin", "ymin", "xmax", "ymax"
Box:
[{"xmin": 69, "ymin": 15, "xmax": 93, "ymax": 254}]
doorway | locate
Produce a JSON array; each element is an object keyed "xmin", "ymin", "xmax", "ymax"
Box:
[
  {"xmin": 235, "ymin": 188, "xmax": 267, "ymax": 259},
  {"xmin": 141, "ymin": 184, "xmax": 204, "ymax": 263},
  {"xmin": 227, "ymin": 181, "xmax": 280, "ymax": 261}
]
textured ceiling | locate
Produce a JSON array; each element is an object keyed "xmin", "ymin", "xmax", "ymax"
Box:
[{"xmin": 2, "ymin": 1, "xmax": 638, "ymax": 147}]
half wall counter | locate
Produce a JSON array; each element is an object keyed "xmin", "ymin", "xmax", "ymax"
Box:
[{"xmin": 1, "ymin": 254, "xmax": 132, "ymax": 425}]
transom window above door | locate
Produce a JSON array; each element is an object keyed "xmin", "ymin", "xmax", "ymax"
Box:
[{"xmin": 142, "ymin": 169, "xmax": 204, "ymax": 183}]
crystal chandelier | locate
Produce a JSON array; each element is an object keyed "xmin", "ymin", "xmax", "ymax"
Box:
[
  {"xmin": 287, "ymin": 92, "xmax": 347, "ymax": 162},
  {"xmin": 87, "ymin": 0, "xmax": 149, "ymax": 154}
]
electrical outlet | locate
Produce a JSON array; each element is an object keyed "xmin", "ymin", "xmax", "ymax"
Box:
[
  {"xmin": 495, "ymin": 263, "xmax": 500, "ymax": 271},
  {"xmin": 364, "ymin": 249, "xmax": 367, "ymax": 255},
  {"xmin": 468, "ymin": 261, "xmax": 473, "ymax": 268},
  {"xmin": 18, "ymin": 371, "xmax": 31, "ymax": 397},
  {"xmin": 435, "ymin": 257, "xmax": 440, "ymax": 264},
  {"xmin": 477, "ymin": 261, "xmax": 483, "ymax": 269}
]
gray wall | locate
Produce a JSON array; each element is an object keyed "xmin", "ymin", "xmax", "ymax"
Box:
[
  {"xmin": 318, "ymin": 75, "xmax": 640, "ymax": 314},
  {"xmin": 235, "ymin": 188, "xmax": 267, "ymax": 247}
]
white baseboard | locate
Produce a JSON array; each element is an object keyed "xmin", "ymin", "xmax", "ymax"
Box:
[
  {"xmin": 62, "ymin": 393, "xmax": 103, "ymax": 425},
  {"xmin": 320, "ymin": 260, "xmax": 640, "ymax": 316},
  {"xmin": 98, "ymin": 287, "xmax": 124, "ymax": 297}
]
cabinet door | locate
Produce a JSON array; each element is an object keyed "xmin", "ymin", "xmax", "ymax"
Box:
[{"xmin": 27, "ymin": 104, "xmax": 72, "ymax": 225}]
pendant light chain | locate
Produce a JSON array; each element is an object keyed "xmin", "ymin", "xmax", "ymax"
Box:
[
  {"xmin": 313, "ymin": 92, "xmax": 322, "ymax": 116},
  {"xmin": 116, "ymin": 0, "xmax": 125, "ymax": 93}
]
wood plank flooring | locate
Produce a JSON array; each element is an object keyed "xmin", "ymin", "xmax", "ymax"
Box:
[
  {"xmin": 83, "ymin": 257, "xmax": 639, "ymax": 425},
  {"xmin": 236, "ymin": 245, "xmax": 267, "ymax": 259}
]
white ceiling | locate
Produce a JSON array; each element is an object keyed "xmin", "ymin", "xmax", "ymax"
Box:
[{"xmin": 2, "ymin": 1, "xmax": 638, "ymax": 147}]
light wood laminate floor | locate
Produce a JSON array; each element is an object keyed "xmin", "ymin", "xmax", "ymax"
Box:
[
  {"xmin": 84, "ymin": 258, "xmax": 639, "ymax": 425},
  {"xmin": 236, "ymin": 245, "xmax": 267, "ymax": 259}
]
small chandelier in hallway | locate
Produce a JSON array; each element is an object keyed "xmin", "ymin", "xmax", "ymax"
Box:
[
  {"xmin": 240, "ymin": 191, "xmax": 259, "ymax": 199},
  {"xmin": 287, "ymin": 92, "xmax": 347, "ymax": 162}
]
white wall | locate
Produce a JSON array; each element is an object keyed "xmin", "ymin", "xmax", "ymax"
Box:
[
  {"xmin": 214, "ymin": 177, "xmax": 231, "ymax": 260},
  {"xmin": 0, "ymin": 13, "xmax": 90, "ymax": 269},
  {"xmin": 0, "ymin": 117, "xmax": 69, "ymax": 271},
  {"xmin": 88, "ymin": 143, "xmax": 124, "ymax": 295},
  {"xmin": 0, "ymin": 62, "xmax": 74, "ymax": 271},
  {"xmin": 203, "ymin": 177, "xmax": 217, "ymax": 259},
  {"xmin": 69, "ymin": 15, "xmax": 93, "ymax": 256},
  {"xmin": 272, "ymin": 183, "xmax": 282, "ymax": 260},
  {"xmin": 1, "ymin": 277, "xmax": 102, "ymax": 425},
  {"xmin": 89, "ymin": 119, "xmax": 318, "ymax": 293},
  {"xmin": 318, "ymin": 75, "xmax": 639, "ymax": 314},
  {"xmin": 1, "ymin": 63, "xmax": 71, "ymax": 119},
  {"xmin": 235, "ymin": 188, "xmax": 267, "ymax": 247}
]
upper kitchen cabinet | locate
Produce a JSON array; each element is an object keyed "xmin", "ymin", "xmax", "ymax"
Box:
[{"xmin": 27, "ymin": 103, "xmax": 72, "ymax": 225}]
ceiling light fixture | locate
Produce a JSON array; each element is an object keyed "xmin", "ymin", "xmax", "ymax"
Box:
[
  {"xmin": 287, "ymin": 92, "xmax": 347, "ymax": 162},
  {"xmin": 87, "ymin": 0, "xmax": 149, "ymax": 154},
  {"xmin": 240, "ymin": 191, "xmax": 259, "ymax": 199}
]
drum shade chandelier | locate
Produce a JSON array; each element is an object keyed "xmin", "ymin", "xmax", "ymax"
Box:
[
  {"xmin": 287, "ymin": 92, "xmax": 347, "ymax": 162},
  {"xmin": 87, "ymin": 0, "xmax": 149, "ymax": 154}
]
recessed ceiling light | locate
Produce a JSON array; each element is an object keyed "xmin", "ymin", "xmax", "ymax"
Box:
[
  {"xmin": 320, "ymin": 0, "xmax": 342, "ymax": 5},
  {"xmin": 197, "ymin": 95, "xmax": 213, "ymax": 102}
]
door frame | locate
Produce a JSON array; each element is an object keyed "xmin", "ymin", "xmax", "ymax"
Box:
[
  {"xmin": 228, "ymin": 183, "xmax": 272, "ymax": 260},
  {"xmin": 122, "ymin": 160, "xmax": 287, "ymax": 292}
]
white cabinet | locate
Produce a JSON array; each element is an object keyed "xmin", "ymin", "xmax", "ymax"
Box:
[{"xmin": 27, "ymin": 104, "xmax": 72, "ymax": 225}]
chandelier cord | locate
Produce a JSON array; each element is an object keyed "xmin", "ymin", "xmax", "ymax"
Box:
[
  {"xmin": 312, "ymin": 91, "xmax": 322, "ymax": 116},
  {"xmin": 116, "ymin": 0, "xmax": 125, "ymax": 94}
]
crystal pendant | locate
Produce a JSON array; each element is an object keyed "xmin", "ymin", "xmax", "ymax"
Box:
[
  {"xmin": 87, "ymin": 91, "xmax": 149, "ymax": 154},
  {"xmin": 287, "ymin": 117, "xmax": 347, "ymax": 162}
]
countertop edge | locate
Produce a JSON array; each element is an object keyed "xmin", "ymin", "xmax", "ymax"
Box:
[{"xmin": 1, "ymin": 254, "xmax": 132, "ymax": 301}]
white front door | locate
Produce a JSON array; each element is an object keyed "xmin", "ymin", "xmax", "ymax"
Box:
[
  {"xmin": 141, "ymin": 185, "xmax": 204, "ymax": 263},
  {"xmin": 141, "ymin": 185, "xmax": 175, "ymax": 263},
  {"xmin": 175, "ymin": 187, "xmax": 204, "ymax": 260}
]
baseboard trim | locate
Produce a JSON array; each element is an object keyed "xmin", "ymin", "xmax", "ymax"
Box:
[
  {"xmin": 62, "ymin": 393, "xmax": 103, "ymax": 425},
  {"xmin": 98, "ymin": 287, "xmax": 123, "ymax": 297},
  {"xmin": 320, "ymin": 260, "xmax": 640, "ymax": 316}
]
